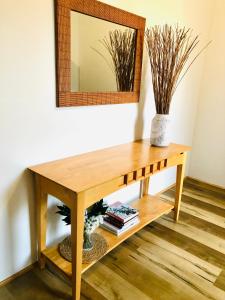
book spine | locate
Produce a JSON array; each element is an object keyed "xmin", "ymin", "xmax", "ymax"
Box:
[
  {"xmin": 117, "ymin": 218, "xmax": 140, "ymax": 236},
  {"xmin": 104, "ymin": 218, "xmax": 124, "ymax": 229},
  {"xmin": 101, "ymin": 218, "xmax": 140, "ymax": 236},
  {"xmin": 106, "ymin": 211, "xmax": 138, "ymax": 223},
  {"xmin": 106, "ymin": 212, "xmax": 125, "ymax": 222},
  {"xmin": 104, "ymin": 215, "xmax": 139, "ymax": 228}
]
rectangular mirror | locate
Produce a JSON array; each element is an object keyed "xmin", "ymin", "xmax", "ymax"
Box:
[{"xmin": 55, "ymin": 0, "xmax": 146, "ymax": 107}]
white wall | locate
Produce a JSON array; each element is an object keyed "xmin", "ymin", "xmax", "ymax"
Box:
[
  {"xmin": 0, "ymin": 0, "xmax": 212, "ymax": 282},
  {"xmin": 189, "ymin": 0, "xmax": 225, "ymax": 188}
]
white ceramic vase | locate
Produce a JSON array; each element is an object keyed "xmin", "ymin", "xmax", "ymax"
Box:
[{"xmin": 150, "ymin": 114, "xmax": 170, "ymax": 147}]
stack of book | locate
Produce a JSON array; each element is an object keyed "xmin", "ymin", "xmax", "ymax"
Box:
[{"xmin": 101, "ymin": 201, "xmax": 140, "ymax": 236}]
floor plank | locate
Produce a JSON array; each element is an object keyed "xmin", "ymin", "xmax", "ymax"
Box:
[
  {"xmin": 83, "ymin": 259, "xmax": 152, "ymax": 300},
  {"xmin": 161, "ymin": 193, "xmax": 225, "ymax": 229},
  {"xmin": 214, "ymin": 270, "xmax": 225, "ymax": 291},
  {"xmin": 4, "ymin": 268, "xmax": 74, "ymax": 300},
  {"xmin": 149, "ymin": 222, "xmax": 225, "ymax": 269},
  {"xmin": 177, "ymin": 211, "xmax": 225, "ymax": 239},
  {"xmin": 178, "ymin": 189, "xmax": 225, "ymax": 210},
  {"xmin": 183, "ymin": 179, "xmax": 225, "ymax": 202},
  {"xmin": 0, "ymin": 287, "xmax": 13, "ymax": 300},
  {"xmin": 166, "ymin": 189, "xmax": 225, "ymax": 218},
  {"xmin": 184, "ymin": 178, "xmax": 225, "ymax": 197},
  {"xmin": 101, "ymin": 245, "xmax": 207, "ymax": 300},
  {"xmin": 156, "ymin": 215, "xmax": 225, "ymax": 255},
  {"xmin": 137, "ymin": 244, "xmax": 225, "ymax": 300},
  {"xmin": 133, "ymin": 230, "xmax": 221, "ymax": 282}
]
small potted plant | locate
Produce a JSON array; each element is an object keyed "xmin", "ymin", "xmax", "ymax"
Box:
[{"xmin": 57, "ymin": 199, "xmax": 108, "ymax": 251}]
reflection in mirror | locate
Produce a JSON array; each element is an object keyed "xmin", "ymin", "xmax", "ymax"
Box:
[{"xmin": 71, "ymin": 11, "xmax": 136, "ymax": 92}]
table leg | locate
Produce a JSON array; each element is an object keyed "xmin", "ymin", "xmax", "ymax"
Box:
[
  {"xmin": 35, "ymin": 175, "xmax": 48, "ymax": 269},
  {"xmin": 174, "ymin": 154, "xmax": 186, "ymax": 222},
  {"xmin": 140, "ymin": 177, "xmax": 150, "ymax": 197},
  {"xmin": 71, "ymin": 193, "xmax": 85, "ymax": 300}
]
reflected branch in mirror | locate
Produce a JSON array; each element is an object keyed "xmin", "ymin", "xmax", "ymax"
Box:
[{"xmin": 100, "ymin": 29, "xmax": 137, "ymax": 92}]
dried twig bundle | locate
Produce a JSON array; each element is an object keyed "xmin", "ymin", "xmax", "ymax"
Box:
[
  {"xmin": 101, "ymin": 29, "xmax": 136, "ymax": 91},
  {"xmin": 145, "ymin": 24, "xmax": 210, "ymax": 114}
]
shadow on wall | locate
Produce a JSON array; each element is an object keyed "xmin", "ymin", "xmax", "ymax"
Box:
[
  {"xmin": 47, "ymin": 196, "xmax": 71, "ymax": 248},
  {"xmin": 134, "ymin": 49, "xmax": 149, "ymax": 140},
  {"xmin": 5, "ymin": 169, "xmax": 69, "ymax": 277},
  {"xmin": 6, "ymin": 170, "xmax": 37, "ymax": 274}
]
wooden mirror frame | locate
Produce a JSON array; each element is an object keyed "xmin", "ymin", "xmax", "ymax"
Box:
[{"xmin": 55, "ymin": 0, "xmax": 146, "ymax": 107}]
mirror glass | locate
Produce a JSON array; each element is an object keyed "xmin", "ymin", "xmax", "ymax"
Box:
[{"xmin": 71, "ymin": 11, "xmax": 137, "ymax": 92}]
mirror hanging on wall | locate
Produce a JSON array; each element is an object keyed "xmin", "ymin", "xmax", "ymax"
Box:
[{"xmin": 71, "ymin": 11, "xmax": 137, "ymax": 93}]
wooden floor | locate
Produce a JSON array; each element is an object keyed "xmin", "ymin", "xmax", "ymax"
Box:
[{"xmin": 1, "ymin": 177, "xmax": 225, "ymax": 300}]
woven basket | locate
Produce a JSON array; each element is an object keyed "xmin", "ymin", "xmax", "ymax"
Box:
[{"xmin": 59, "ymin": 233, "xmax": 108, "ymax": 264}]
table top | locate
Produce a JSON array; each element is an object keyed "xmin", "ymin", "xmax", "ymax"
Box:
[{"xmin": 29, "ymin": 139, "xmax": 191, "ymax": 193}]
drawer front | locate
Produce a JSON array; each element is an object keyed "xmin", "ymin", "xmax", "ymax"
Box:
[{"xmin": 84, "ymin": 153, "xmax": 185, "ymax": 207}]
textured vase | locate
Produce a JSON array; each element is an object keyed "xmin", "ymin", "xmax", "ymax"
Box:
[
  {"xmin": 83, "ymin": 232, "xmax": 93, "ymax": 251},
  {"xmin": 150, "ymin": 114, "xmax": 170, "ymax": 147}
]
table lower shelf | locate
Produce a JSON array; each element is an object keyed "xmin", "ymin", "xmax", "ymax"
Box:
[{"xmin": 42, "ymin": 195, "xmax": 174, "ymax": 277}]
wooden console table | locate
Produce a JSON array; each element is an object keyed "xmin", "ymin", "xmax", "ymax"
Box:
[{"xmin": 29, "ymin": 139, "xmax": 190, "ymax": 300}]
